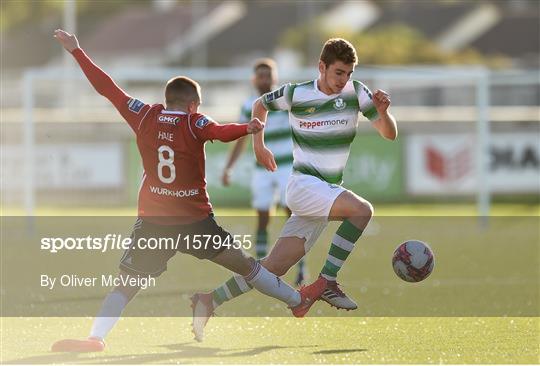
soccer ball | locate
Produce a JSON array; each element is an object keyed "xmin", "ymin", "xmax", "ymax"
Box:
[{"xmin": 392, "ymin": 240, "xmax": 434, "ymax": 282}]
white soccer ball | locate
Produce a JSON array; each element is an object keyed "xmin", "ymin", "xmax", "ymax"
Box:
[{"xmin": 392, "ymin": 240, "xmax": 434, "ymax": 282}]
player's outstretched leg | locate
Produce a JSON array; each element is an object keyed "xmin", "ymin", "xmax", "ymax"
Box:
[
  {"xmin": 201, "ymin": 225, "xmax": 309, "ymax": 316},
  {"xmin": 257, "ymin": 225, "xmax": 306, "ymax": 286},
  {"xmin": 259, "ymin": 236, "xmax": 325, "ymax": 317},
  {"xmin": 212, "ymin": 275, "xmax": 253, "ymax": 308},
  {"xmin": 51, "ymin": 272, "xmax": 140, "ymax": 352},
  {"xmin": 192, "ymin": 244, "xmax": 324, "ymax": 341},
  {"xmin": 190, "ymin": 275, "xmax": 253, "ymax": 342},
  {"xmin": 256, "ymin": 212, "xmax": 306, "ymax": 286},
  {"xmin": 318, "ymin": 191, "xmax": 373, "ymax": 310}
]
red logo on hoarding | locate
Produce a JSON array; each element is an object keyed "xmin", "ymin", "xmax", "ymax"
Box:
[{"xmin": 425, "ymin": 145, "xmax": 472, "ymax": 182}]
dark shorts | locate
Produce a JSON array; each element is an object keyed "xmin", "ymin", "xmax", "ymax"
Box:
[{"xmin": 119, "ymin": 215, "xmax": 231, "ymax": 277}]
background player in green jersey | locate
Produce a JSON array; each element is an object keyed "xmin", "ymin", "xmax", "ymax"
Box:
[{"xmin": 221, "ymin": 59, "xmax": 306, "ymax": 285}]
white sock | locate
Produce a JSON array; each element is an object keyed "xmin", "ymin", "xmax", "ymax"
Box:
[
  {"xmin": 89, "ymin": 291, "xmax": 128, "ymax": 340},
  {"xmin": 244, "ymin": 262, "xmax": 301, "ymax": 307}
]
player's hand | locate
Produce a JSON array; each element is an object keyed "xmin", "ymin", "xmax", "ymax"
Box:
[
  {"xmin": 221, "ymin": 169, "xmax": 231, "ymax": 186},
  {"xmin": 53, "ymin": 29, "xmax": 80, "ymax": 53},
  {"xmin": 247, "ymin": 118, "xmax": 264, "ymax": 134},
  {"xmin": 254, "ymin": 145, "xmax": 277, "ymax": 172},
  {"xmin": 372, "ymin": 89, "xmax": 391, "ymax": 114}
]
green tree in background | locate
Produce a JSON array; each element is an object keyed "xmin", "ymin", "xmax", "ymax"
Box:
[{"xmin": 280, "ymin": 22, "xmax": 509, "ymax": 68}]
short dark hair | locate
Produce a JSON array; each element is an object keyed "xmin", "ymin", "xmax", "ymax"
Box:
[
  {"xmin": 165, "ymin": 76, "xmax": 201, "ymax": 108},
  {"xmin": 253, "ymin": 58, "xmax": 277, "ymax": 73},
  {"xmin": 320, "ymin": 38, "xmax": 358, "ymax": 66}
]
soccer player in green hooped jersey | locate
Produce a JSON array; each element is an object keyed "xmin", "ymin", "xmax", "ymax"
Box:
[
  {"xmin": 221, "ymin": 59, "xmax": 306, "ymax": 285},
  {"xmin": 192, "ymin": 38, "xmax": 397, "ymax": 339}
]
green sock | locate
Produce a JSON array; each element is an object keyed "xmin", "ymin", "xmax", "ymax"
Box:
[
  {"xmin": 320, "ymin": 220, "xmax": 363, "ymax": 281},
  {"xmin": 211, "ymin": 275, "xmax": 253, "ymax": 307},
  {"xmin": 255, "ymin": 229, "xmax": 267, "ymax": 259}
]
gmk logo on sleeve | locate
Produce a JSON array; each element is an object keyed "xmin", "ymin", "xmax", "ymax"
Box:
[
  {"xmin": 195, "ymin": 116, "xmax": 211, "ymax": 129},
  {"xmin": 127, "ymin": 98, "xmax": 145, "ymax": 114}
]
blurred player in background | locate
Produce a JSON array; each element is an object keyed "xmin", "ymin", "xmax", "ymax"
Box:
[
  {"xmin": 221, "ymin": 59, "xmax": 306, "ymax": 285},
  {"xmin": 193, "ymin": 38, "xmax": 397, "ymax": 337},
  {"xmin": 50, "ymin": 29, "xmax": 326, "ymax": 351}
]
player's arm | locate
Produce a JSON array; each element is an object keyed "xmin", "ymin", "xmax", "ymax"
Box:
[
  {"xmin": 190, "ymin": 115, "xmax": 263, "ymax": 143},
  {"xmin": 222, "ymin": 103, "xmax": 253, "ymax": 185},
  {"xmin": 251, "ymin": 98, "xmax": 275, "ymax": 171},
  {"xmin": 53, "ymin": 29, "xmax": 150, "ymax": 132},
  {"xmin": 371, "ymin": 90, "xmax": 398, "ymax": 141},
  {"xmin": 252, "ymin": 84, "xmax": 293, "ymax": 172},
  {"xmin": 222, "ymin": 136, "xmax": 248, "ymax": 186},
  {"xmin": 355, "ymin": 81, "xmax": 397, "ymax": 141}
]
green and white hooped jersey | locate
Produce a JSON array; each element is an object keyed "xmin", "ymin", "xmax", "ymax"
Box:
[
  {"xmin": 240, "ymin": 96, "xmax": 293, "ymax": 169},
  {"xmin": 261, "ymin": 79, "xmax": 379, "ymax": 184}
]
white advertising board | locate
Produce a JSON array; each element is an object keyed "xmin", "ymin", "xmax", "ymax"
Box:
[{"xmin": 406, "ymin": 133, "xmax": 539, "ymax": 194}]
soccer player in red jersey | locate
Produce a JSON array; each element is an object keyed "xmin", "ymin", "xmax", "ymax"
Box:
[{"xmin": 50, "ymin": 29, "xmax": 326, "ymax": 352}]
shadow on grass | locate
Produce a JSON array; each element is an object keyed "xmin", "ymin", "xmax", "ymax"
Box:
[
  {"xmin": 3, "ymin": 341, "xmax": 319, "ymax": 364},
  {"xmin": 313, "ymin": 348, "xmax": 367, "ymax": 355}
]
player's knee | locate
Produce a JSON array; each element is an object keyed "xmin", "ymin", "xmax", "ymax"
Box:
[
  {"xmin": 363, "ymin": 200, "xmax": 374, "ymax": 219},
  {"xmin": 350, "ymin": 199, "xmax": 374, "ymax": 220}
]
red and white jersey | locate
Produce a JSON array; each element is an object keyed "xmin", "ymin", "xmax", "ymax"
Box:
[{"xmin": 72, "ymin": 48, "xmax": 249, "ymax": 224}]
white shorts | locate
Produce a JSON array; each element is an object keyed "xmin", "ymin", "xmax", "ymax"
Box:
[
  {"xmin": 279, "ymin": 215, "xmax": 328, "ymax": 253},
  {"xmin": 280, "ymin": 173, "xmax": 347, "ymax": 252},
  {"xmin": 285, "ymin": 173, "xmax": 346, "ymax": 218},
  {"xmin": 251, "ymin": 165, "xmax": 292, "ymax": 210}
]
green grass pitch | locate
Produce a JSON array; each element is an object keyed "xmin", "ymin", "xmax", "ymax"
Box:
[
  {"xmin": 1, "ymin": 204, "xmax": 539, "ymax": 364},
  {"xmin": 2, "ymin": 317, "xmax": 538, "ymax": 364}
]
